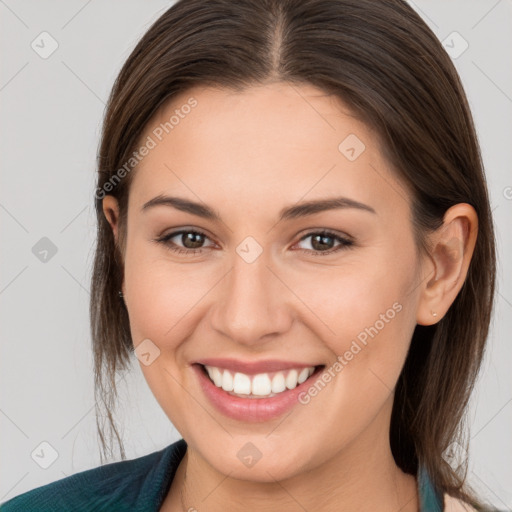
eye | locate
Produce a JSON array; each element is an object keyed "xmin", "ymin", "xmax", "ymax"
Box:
[
  {"xmin": 293, "ymin": 230, "xmax": 354, "ymax": 255},
  {"xmin": 155, "ymin": 229, "xmax": 216, "ymax": 255},
  {"xmin": 155, "ymin": 228, "xmax": 354, "ymax": 257}
]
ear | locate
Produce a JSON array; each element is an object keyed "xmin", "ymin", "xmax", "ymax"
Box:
[
  {"xmin": 416, "ymin": 203, "xmax": 478, "ymax": 326},
  {"xmin": 102, "ymin": 195, "xmax": 120, "ymax": 242},
  {"xmin": 102, "ymin": 195, "xmax": 125, "ymax": 295}
]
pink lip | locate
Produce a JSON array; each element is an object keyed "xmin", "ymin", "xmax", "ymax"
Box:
[
  {"xmin": 194, "ymin": 357, "xmax": 317, "ymax": 375},
  {"xmin": 192, "ymin": 363, "xmax": 323, "ymax": 422}
]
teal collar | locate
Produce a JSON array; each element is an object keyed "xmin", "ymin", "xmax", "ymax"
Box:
[{"xmin": 418, "ymin": 464, "xmax": 444, "ymax": 511}]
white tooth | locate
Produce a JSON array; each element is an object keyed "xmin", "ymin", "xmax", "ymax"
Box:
[
  {"xmin": 285, "ymin": 369, "xmax": 298, "ymax": 389},
  {"xmin": 213, "ymin": 366, "xmax": 315, "ymax": 395},
  {"xmin": 297, "ymin": 368, "xmax": 310, "ymax": 384},
  {"xmin": 271, "ymin": 372, "xmax": 286, "ymax": 393},
  {"xmin": 252, "ymin": 373, "xmax": 272, "ymax": 396},
  {"xmin": 205, "ymin": 365, "xmax": 215, "ymax": 382},
  {"xmin": 221, "ymin": 369, "xmax": 234, "ymax": 391},
  {"xmin": 211, "ymin": 367, "xmax": 223, "ymax": 387},
  {"xmin": 233, "ymin": 372, "xmax": 251, "ymax": 394}
]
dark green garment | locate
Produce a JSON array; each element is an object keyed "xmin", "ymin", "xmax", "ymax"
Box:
[{"xmin": 1, "ymin": 438, "xmax": 444, "ymax": 511}]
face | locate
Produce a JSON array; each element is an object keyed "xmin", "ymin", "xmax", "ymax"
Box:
[{"xmin": 104, "ymin": 82, "xmax": 427, "ymax": 481}]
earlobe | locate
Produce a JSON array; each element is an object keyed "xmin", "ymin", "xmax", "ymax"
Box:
[{"xmin": 416, "ymin": 203, "xmax": 478, "ymax": 326}]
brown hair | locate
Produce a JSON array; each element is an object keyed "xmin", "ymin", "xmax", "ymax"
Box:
[{"xmin": 90, "ymin": 0, "xmax": 496, "ymax": 508}]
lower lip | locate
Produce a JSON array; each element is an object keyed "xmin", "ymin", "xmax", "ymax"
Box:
[{"xmin": 193, "ymin": 364, "xmax": 323, "ymax": 422}]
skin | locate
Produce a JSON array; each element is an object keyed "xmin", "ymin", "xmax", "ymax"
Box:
[{"xmin": 103, "ymin": 82, "xmax": 478, "ymax": 512}]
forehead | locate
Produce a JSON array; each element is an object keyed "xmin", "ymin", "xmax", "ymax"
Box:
[{"xmin": 129, "ymin": 83, "xmax": 410, "ymax": 220}]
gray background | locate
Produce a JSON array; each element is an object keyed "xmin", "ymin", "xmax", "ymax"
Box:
[{"xmin": 1, "ymin": 0, "xmax": 511, "ymax": 508}]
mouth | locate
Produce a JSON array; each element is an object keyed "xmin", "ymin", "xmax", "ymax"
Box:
[
  {"xmin": 198, "ymin": 363, "xmax": 324, "ymax": 399},
  {"xmin": 190, "ymin": 357, "xmax": 328, "ymax": 423}
]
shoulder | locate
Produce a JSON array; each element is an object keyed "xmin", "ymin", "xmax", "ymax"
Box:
[
  {"xmin": 444, "ymin": 493, "xmax": 479, "ymax": 512},
  {"xmin": 0, "ymin": 438, "xmax": 187, "ymax": 512},
  {"xmin": 444, "ymin": 493, "xmax": 505, "ymax": 512}
]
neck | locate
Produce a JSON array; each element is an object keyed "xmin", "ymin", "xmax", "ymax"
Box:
[{"xmin": 163, "ymin": 400, "xmax": 419, "ymax": 512}]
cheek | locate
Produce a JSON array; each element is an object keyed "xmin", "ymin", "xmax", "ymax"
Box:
[
  {"xmin": 289, "ymin": 255, "xmax": 413, "ymax": 344},
  {"xmin": 123, "ymin": 238, "xmax": 215, "ymax": 346},
  {"xmin": 122, "ymin": 245, "xmax": 209, "ymax": 432},
  {"xmin": 287, "ymin": 255, "xmax": 418, "ymax": 452},
  {"xmin": 288, "ymin": 245, "xmax": 418, "ymax": 388}
]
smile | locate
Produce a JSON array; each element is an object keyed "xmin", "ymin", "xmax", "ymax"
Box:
[
  {"xmin": 193, "ymin": 361, "xmax": 325, "ymax": 422},
  {"xmin": 203, "ymin": 365, "xmax": 316, "ymax": 398}
]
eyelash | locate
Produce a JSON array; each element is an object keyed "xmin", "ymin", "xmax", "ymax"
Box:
[{"xmin": 155, "ymin": 228, "xmax": 354, "ymax": 256}]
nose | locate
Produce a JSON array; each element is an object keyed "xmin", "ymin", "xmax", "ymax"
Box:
[{"xmin": 209, "ymin": 250, "xmax": 293, "ymax": 347}]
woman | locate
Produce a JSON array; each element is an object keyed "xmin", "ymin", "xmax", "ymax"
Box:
[{"xmin": 0, "ymin": 0, "xmax": 498, "ymax": 510}]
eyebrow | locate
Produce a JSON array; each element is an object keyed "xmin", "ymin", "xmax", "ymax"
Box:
[{"xmin": 141, "ymin": 194, "xmax": 376, "ymax": 221}]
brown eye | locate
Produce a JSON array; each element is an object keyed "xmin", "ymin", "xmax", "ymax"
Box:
[
  {"xmin": 176, "ymin": 231, "xmax": 206, "ymax": 249},
  {"xmin": 156, "ymin": 228, "xmax": 354, "ymax": 257},
  {"xmin": 295, "ymin": 230, "xmax": 354, "ymax": 255},
  {"xmin": 157, "ymin": 229, "xmax": 215, "ymax": 255}
]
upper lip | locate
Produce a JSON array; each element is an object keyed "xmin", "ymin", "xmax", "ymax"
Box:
[{"xmin": 194, "ymin": 358, "xmax": 321, "ymax": 375}]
